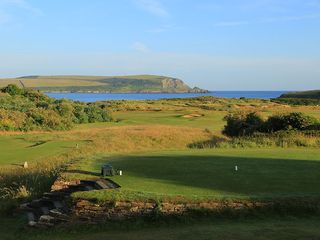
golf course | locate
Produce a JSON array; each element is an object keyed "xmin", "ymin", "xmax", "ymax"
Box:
[{"xmin": 1, "ymin": 88, "xmax": 320, "ymax": 239}]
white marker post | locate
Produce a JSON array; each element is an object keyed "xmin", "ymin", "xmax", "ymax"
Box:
[
  {"xmin": 119, "ymin": 170, "xmax": 122, "ymax": 176},
  {"xmin": 235, "ymin": 166, "xmax": 238, "ymax": 171}
]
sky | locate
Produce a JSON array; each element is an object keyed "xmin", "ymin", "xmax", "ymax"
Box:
[{"xmin": 0, "ymin": 0, "xmax": 320, "ymax": 90}]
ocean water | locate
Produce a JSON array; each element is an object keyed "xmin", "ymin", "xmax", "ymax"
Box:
[{"xmin": 46, "ymin": 91, "xmax": 287, "ymax": 102}]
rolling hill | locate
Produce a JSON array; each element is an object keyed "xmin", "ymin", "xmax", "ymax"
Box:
[{"xmin": 0, "ymin": 75, "xmax": 208, "ymax": 93}]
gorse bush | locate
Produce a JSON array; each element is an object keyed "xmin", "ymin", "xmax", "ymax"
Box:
[
  {"xmin": 265, "ymin": 112, "xmax": 318, "ymax": 132},
  {"xmin": 223, "ymin": 112, "xmax": 320, "ymax": 137},
  {"xmin": 222, "ymin": 112, "xmax": 264, "ymax": 137},
  {"xmin": 0, "ymin": 84, "xmax": 113, "ymax": 131}
]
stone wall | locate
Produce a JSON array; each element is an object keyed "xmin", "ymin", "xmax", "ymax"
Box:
[{"xmin": 72, "ymin": 199, "xmax": 271, "ymax": 222}]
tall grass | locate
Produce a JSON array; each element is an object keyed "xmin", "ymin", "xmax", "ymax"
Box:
[
  {"xmin": 0, "ymin": 164, "xmax": 60, "ymax": 214},
  {"xmin": 190, "ymin": 131, "xmax": 320, "ymax": 149}
]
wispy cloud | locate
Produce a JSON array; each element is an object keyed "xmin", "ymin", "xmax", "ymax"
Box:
[
  {"xmin": 0, "ymin": 0, "xmax": 43, "ymax": 17},
  {"xmin": 214, "ymin": 21, "xmax": 249, "ymax": 27},
  {"xmin": 132, "ymin": 41, "xmax": 150, "ymax": 53},
  {"xmin": 134, "ymin": 0, "xmax": 168, "ymax": 17},
  {"xmin": 0, "ymin": 0, "xmax": 43, "ymax": 27}
]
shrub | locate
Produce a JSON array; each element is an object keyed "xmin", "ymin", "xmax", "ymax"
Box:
[
  {"xmin": 223, "ymin": 112, "xmax": 319, "ymax": 137},
  {"xmin": 1, "ymin": 84, "xmax": 24, "ymax": 96},
  {"xmin": 222, "ymin": 112, "xmax": 264, "ymax": 137},
  {"xmin": 0, "ymin": 84, "xmax": 113, "ymax": 131},
  {"xmin": 265, "ymin": 112, "xmax": 318, "ymax": 132}
]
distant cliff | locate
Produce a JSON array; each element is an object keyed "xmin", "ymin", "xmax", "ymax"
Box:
[{"xmin": 0, "ymin": 75, "xmax": 209, "ymax": 93}]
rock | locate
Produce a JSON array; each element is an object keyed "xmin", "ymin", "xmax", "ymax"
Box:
[
  {"xmin": 27, "ymin": 212, "xmax": 35, "ymax": 222},
  {"xmin": 28, "ymin": 221, "xmax": 37, "ymax": 227}
]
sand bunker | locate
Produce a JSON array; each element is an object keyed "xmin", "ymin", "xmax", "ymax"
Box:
[{"xmin": 182, "ymin": 113, "xmax": 203, "ymax": 119}]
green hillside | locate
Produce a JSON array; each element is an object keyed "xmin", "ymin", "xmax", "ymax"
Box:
[
  {"xmin": 280, "ymin": 90, "xmax": 320, "ymax": 99},
  {"xmin": 0, "ymin": 75, "xmax": 208, "ymax": 93}
]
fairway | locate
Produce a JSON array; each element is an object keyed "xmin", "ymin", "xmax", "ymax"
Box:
[
  {"xmin": 75, "ymin": 110, "xmax": 227, "ymax": 134},
  {"xmin": 0, "ymin": 135, "xmax": 78, "ymax": 166},
  {"xmin": 73, "ymin": 148, "xmax": 320, "ymax": 200}
]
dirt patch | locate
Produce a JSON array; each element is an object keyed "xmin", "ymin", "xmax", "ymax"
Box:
[{"xmin": 182, "ymin": 113, "xmax": 204, "ymax": 119}]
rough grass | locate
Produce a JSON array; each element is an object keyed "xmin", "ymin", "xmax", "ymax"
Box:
[{"xmin": 190, "ymin": 132, "xmax": 320, "ymax": 149}]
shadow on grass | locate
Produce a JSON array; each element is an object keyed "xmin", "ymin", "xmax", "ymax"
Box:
[
  {"xmin": 94, "ymin": 153, "xmax": 320, "ymax": 198},
  {"xmin": 10, "ymin": 163, "xmax": 24, "ymax": 167}
]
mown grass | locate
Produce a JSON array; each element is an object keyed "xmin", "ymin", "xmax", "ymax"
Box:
[
  {"xmin": 0, "ymin": 135, "xmax": 79, "ymax": 166},
  {"xmin": 71, "ymin": 148, "xmax": 320, "ymax": 202},
  {"xmin": 75, "ymin": 111, "xmax": 225, "ymax": 134},
  {"xmin": 2, "ymin": 216, "xmax": 320, "ymax": 240}
]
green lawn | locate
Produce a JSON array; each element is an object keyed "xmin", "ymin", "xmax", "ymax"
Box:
[
  {"xmin": 2, "ymin": 216, "xmax": 320, "ymax": 240},
  {"xmin": 72, "ymin": 148, "xmax": 320, "ymax": 201},
  {"xmin": 0, "ymin": 135, "xmax": 78, "ymax": 166}
]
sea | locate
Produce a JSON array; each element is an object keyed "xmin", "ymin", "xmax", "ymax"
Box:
[{"xmin": 46, "ymin": 91, "xmax": 287, "ymax": 102}]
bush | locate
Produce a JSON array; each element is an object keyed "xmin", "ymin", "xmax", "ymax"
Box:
[
  {"xmin": 265, "ymin": 112, "xmax": 318, "ymax": 132},
  {"xmin": 1, "ymin": 84, "xmax": 24, "ymax": 96},
  {"xmin": 0, "ymin": 84, "xmax": 113, "ymax": 131},
  {"xmin": 223, "ymin": 112, "xmax": 319, "ymax": 137},
  {"xmin": 222, "ymin": 112, "xmax": 264, "ymax": 137}
]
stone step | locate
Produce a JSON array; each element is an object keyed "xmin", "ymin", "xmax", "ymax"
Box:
[
  {"xmin": 95, "ymin": 180, "xmax": 111, "ymax": 189},
  {"xmin": 40, "ymin": 206, "xmax": 50, "ymax": 215},
  {"xmin": 23, "ymin": 178, "xmax": 121, "ymax": 227},
  {"xmin": 43, "ymin": 192, "xmax": 69, "ymax": 200},
  {"xmin": 53, "ymin": 201, "xmax": 64, "ymax": 209},
  {"xmin": 29, "ymin": 199, "xmax": 55, "ymax": 209},
  {"xmin": 80, "ymin": 180, "xmax": 98, "ymax": 186},
  {"xmin": 84, "ymin": 185, "xmax": 95, "ymax": 191},
  {"xmin": 27, "ymin": 211, "xmax": 36, "ymax": 222}
]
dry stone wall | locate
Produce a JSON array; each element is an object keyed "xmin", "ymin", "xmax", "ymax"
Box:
[{"xmin": 72, "ymin": 199, "xmax": 272, "ymax": 222}]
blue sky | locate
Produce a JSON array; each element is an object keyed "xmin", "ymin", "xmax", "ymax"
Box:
[{"xmin": 0, "ymin": 0, "xmax": 320, "ymax": 90}]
